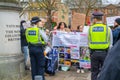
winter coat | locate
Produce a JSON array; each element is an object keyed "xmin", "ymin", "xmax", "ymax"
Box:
[
  {"xmin": 112, "ymin": 26, "xmax": 120, "ymax": 45},
  {"xmin": 97, "ymin": 39, "xmax": 120, "ymax": 80}
]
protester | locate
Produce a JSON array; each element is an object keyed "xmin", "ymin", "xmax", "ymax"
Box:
[
  {"xmin": 20, "ymin": 20, "xmax": 30, "ymax": 70},
  {"xmin": 88, "ymin": 11, "xmax": 113, "ymax": 80},
  {"xmin": 76, "ymin": 25, "xmax": 83, "ymax": 32},
  {"xmin": 57, "ymin": 22, "xmax": 67, "ymax": 31},
  {"xmin": 76, "ymin": 25, "xmax": 85, "ymax": 73},
  {"xmin": 112, "ymin": 18, "xmax": 120, "ymax": 45},
  {"xmin": 26, "ymin": 16, "xmax": 49, "ymax": 80},
  {"xmin": 40, "ymin": 18, "xmax": 47, "ymax": 27}
]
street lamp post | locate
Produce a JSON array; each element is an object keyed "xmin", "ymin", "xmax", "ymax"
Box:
[{"xmin": 0, "ymin": 1, "xmax": 25, "ymax": 80}]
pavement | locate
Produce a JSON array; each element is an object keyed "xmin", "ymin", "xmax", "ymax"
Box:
[{"xmin": 23, "ymin": 67, "xmax": 91, "ymax": 80}]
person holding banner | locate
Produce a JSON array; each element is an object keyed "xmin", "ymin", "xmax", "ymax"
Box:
[
  {"xmin": 57, "ymin": 22, "xmax": 70, "ymax": 32},
  {"xmin": 77, "ymin": 25, "xmax": 83, "ymax": 32},
  {"xmin": 88, "ymin": 11, "xmax": 113, "ymax": 80},
  {"xmin": 76, "ymin": 25, "xmax": 85, "ymax": 73}
]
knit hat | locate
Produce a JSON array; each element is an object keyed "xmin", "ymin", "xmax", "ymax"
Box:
[
  {"xmin": 115, "ymin": 18, "xmax": 120, "ymax": 25},
  {"xmin": 31, "ymin": 16, "xmax": 41, "ymax": 24}
]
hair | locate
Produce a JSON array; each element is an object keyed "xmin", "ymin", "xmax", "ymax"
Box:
[
  {"xmin": 93, "ymin": 16, "xmax": 102, "ymax": 21},
  {"xmin": 20, "ymin": 20, "xmax": 26, "ymax": 26},
  {"xmin": 57, "ymin": 22, "xmax": 67, "ymax": 29},
  {"xmin": 77, "ymin": 25, "xmax": 81, "ymax": 30},
  {"xmin": 20, "ymin": 20, "xmax": 26, "ymax": 29}
]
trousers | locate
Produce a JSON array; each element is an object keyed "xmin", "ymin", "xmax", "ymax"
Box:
[
  {"xmin": 90, "ymin": 50, "xmax": 107, "ymax": 80},
  {"xmin": 29, "ymin": 45, "xmax": 45, "ymax": 80}
]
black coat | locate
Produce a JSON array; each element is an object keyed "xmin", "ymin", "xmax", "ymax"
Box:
[
  {"xmin": 97, "ymin": 39, "xmax": 120, "ymax": 80},
  {"xmin": 20, "ymin": 26, "xmax": 28, "ymax": 47}
]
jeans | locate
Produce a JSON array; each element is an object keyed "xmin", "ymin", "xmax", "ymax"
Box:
[{"xmin": 22, "ymin": 46, "xmax": 29, "ymax": 67}]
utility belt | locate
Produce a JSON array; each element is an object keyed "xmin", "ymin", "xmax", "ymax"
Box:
[
  {"xmin": 28, "ymin": 42, "xmax": 46, "ymax": 47},
  {"xmin": 90, "ymin": 48, "xmax": 108, "ymax": 54}
]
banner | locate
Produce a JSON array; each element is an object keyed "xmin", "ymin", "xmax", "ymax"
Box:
[
  {"xmin": 79, "ymin": 33, "xmax": 88, "ymax": 47},
  {"xmin": 52, "ymin": 31, "xmax": 91, "ymax": 68},
  {"xmin": 52, "ymin": 32, "xmax": 80, "ymax": 46},
  {"xmin": 52, "ymin": 32, "xmax": 80, "ymax": 59}
]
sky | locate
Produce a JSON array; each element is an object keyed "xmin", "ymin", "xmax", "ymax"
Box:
[
  {"xmin": 102, "ymin": 0, "xmax": 120, "ymax": 4},
  {"xmin": 20, "ymin": 0, "xmax": 120, "ymax": 4}
]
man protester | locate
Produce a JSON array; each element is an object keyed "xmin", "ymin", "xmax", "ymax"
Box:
[{"xmin": 88, "ymin": 11, "xmax": 113, "ymax": 80}]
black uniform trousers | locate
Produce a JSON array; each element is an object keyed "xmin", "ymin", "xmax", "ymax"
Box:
[
  {"xmin": 90, "ymin": 49, "xmax": 108, "ymax": 80},
  {"xmin": 28, "ymin": 44, "xmax": 45, "ymax": 80}
]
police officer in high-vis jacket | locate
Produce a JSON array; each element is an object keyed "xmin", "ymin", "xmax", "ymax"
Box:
[
  {"xmin": 88, "ymin": 11, "xmax": 113, "ymax": 80},
  {"xmin": 26, "ymin": 16, "xmax": 48, "ymax": 80}
]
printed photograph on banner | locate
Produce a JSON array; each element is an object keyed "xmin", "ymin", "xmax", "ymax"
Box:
[
  {"xmin": 79, "ymin": 47, "xmax": 91, "ymax": 69},
  {"xmin": 64, "ymin": 47, "xmax": 71, "ymax": 60},
  {"xmin": 55, "ymin": 46, "xmax": 71, "ymax": 66},
  {"xmin": 58, "ymin": 46, "xmax": 64, "ymax": 53},
  {"xmin": 70, "ymin": 46, "xmax": 80, "ymax": 60}
]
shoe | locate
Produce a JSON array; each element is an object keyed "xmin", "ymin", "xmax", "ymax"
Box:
[
  {"xmin": 25, "ymin": 66, "xmax": 31, "ymax": 70},
  {"xmin": 77, "ymin": 69, "xmax": 80, "ymax": 73},
  {"xmin": 80, "ymin": 69, "xmax": 85, "ymax": 73},
  {"xmin": 44, "ymin": 73, "xmax": 49, "ymax": 76}
]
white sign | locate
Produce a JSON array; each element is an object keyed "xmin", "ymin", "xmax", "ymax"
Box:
[
  {"xmin": 106, "ymin": 16, "xmax": 120, "ymax": 27},
  {"xmin": 83, "ymin": 26, "xmax": 89, "ymax": 33}
]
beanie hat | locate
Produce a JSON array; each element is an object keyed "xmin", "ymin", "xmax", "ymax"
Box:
[
  {"xmin": 115, "ymin": 18, "xmax": 120, "ymax": 25},
  {"xmin": 31, "ymin": 16, "xmax": 41, "ymax": 24}
]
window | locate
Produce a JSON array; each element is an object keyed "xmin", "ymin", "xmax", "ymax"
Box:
[{"xmin": 108, "ymin": 9, "xmax": 113, "ymax": 14}]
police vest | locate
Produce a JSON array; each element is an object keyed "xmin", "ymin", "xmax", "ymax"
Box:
[
  {"xmin": 25, "ymin": 27, "xmax": 46, "ymax": 45},
  {"xmin": 89, "ymin": 23, "xmax": 110, "ymax": 49}
]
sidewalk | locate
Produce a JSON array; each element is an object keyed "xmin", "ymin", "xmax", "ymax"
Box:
[{"xmin": 23, "ymin": 68, "xmax": 91, "ymax": 80}]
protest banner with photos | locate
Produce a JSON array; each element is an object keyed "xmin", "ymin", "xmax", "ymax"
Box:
[{"xmin": 52, "ymin": 31, "xmax": 91, "ymax": 68}]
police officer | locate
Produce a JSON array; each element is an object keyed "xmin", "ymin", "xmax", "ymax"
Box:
[
  {"xmin": 26, "ymin": 16, "xmax": 48, "ymax": 80},
  {"xmin": 88, "ymin": 11, "xmax": 113, "ymax": 80}
]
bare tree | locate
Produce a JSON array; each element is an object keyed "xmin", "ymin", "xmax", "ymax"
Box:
[
  {"xmin": 64, "ymin": 0, "xmax": 84, "ymax": 13},
  {"xmin": 64, "ymin": 0, "xmax": 99, "ymax": 24},
  {"xmin": 20, "ymin": 0, "xmax": 57, "ymax": 30},
  {"xmin": 84, "ymin": 0, "xmax": 98, "ymax": 24},
  {"xmin": 36, "ymin": 0, "xmax": 57, "ymax": 30}
]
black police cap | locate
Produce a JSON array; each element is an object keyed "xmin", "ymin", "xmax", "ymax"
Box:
[{"xmin": 31, "ymin": 16, "xmax": 41, "ymax": 24}]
